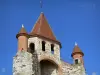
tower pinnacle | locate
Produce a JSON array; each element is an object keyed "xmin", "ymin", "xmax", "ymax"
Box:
[
  {"xmin": 40, "ymin": 0, "xmax": 43, "ymax": 9},
  {"xmin": 75, "ymin": 42, "xmax": 78, "ymax": 46},
  {"xmin": 22, "ymin": 24, "xmax": 24, "ymax": 28}
]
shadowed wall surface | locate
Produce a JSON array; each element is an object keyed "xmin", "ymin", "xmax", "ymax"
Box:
[{"xmin": 40, "ymin": 60, "xmax": 58, "ymax": 75}]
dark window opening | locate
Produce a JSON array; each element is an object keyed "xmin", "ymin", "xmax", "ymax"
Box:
[
  {"xmin": 75, "ymin": 59, "xmax": 78, "ymax": 64},
  {"xmin": 42, "ymin": 41, "xmax": 45, "ymax": 51},
  {"xmin": 29, "ymin": 43, "xmax": 35, "ymax": 53},
  {"xmin": 51, "ymin": 44, "xmax": 54, "ymax": 54}
]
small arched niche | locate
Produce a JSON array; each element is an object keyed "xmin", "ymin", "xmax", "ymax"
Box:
[
  {"xmin": 75, "ymin": 59, "xmax": 78, "ymax": 64},
  {"xmin": 74, "ymin": 58, "xmax": 81, "ymax": 64},
  {"xmin": 29, "ymin": 43, "xmax": 35, "ymax": 53}
]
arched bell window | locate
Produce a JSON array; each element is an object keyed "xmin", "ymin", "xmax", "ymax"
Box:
[
  {"xmin": 29, "ymin": 43, "xmax": 35, "ymax": 53},
  {"xmin": 51, "ymin": 44, "xmax": 54, "ymax": 54},
  {"xmin": 42, "ymin": 41, "xmax": 45, "ymax": 51}
]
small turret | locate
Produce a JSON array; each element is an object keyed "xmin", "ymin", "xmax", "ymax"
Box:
[
  {"xmin": 16, "ymin": 24, "xmax": 29, "ymax": 51},
  {"xmin": 71, "ymin": 42, "xmax": 84, "ymax": 65}
]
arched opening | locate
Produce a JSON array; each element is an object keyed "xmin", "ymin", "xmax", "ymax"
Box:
[
  {"xmin": 42, "ymin": 41, "xmax": 45, "ymax": 51},
  {"xmin": 51, "ymin": 44, "xmax": 54, "ymax": 54},
  {"xmin": 40, "ymin": 60, "xmax": 58, "ymax": 75},
  {"xmin": 75, "ymin": 59, "xmax": 78, "ymax": 64},
  {"xmin": 29, "ymin": 43, "xmax": 35, "ymax": 53}
]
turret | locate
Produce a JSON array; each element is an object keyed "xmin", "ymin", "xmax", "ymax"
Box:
[
  {"xmin": 16, "ymin": 24, "xmax": 29, "ymax": 51},
  {"xmin": 71, "ymin": 42, "xmax": 84, "ymax": 65}
]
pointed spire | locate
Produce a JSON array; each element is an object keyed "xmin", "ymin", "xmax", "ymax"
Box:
[
  {"xmin": 16, "ymin": 24, "xmax": 29, "ymax": 38},
  {"xmin": 40, "ymin": 0, "xmax": 43, "ymax": 8},
  {"xmin": 19, "ymin": 24, "xmax": 27, "ymax": 34},
  {"xmin": 71, "ymin": 43, "xmax": 84, "ymax": 57},
  {"xmin": 30, "ymin": 12, "xmax": 57, "ymax": 41}
]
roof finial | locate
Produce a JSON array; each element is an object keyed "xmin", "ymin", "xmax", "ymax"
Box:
[
  {"xmin": 40, "ymin": 0, "xmax": 43, "ymax": 12},
  {"xmin": 22, "ymin": 24, "xmax": 24, "ymax": 28},
  {"xmin": 75, "ymin": 42, "xmax": 78, "ymax": 46},
  {"xmin": 40, "ymin": 0, "xmax": 43, "ymax": 8}
]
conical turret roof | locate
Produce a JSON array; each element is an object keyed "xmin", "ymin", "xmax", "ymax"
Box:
[
  {"xmin": 19, "ymin": 25, "xmax": 27, "ymax": 33},
  {"xmin": 16, "ymin": 24, "xmax": 29, "ymax": 38},
  {"xmin": 71, "ymin": 43, "xmax": 84, "ymax": 57}
]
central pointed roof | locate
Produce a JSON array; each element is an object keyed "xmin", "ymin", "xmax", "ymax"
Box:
[
  {"xmin": 30, "ymin": 12, "xmax": 60, "ymax": 42},
  {"xmin": 30, "ymin": 12, "xmax": 61, "ymax": 47}
]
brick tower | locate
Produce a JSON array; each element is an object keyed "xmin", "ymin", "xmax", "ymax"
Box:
[{"xmin": 13, "ymin": 12, "xmax": 86, "ymax": 75}]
